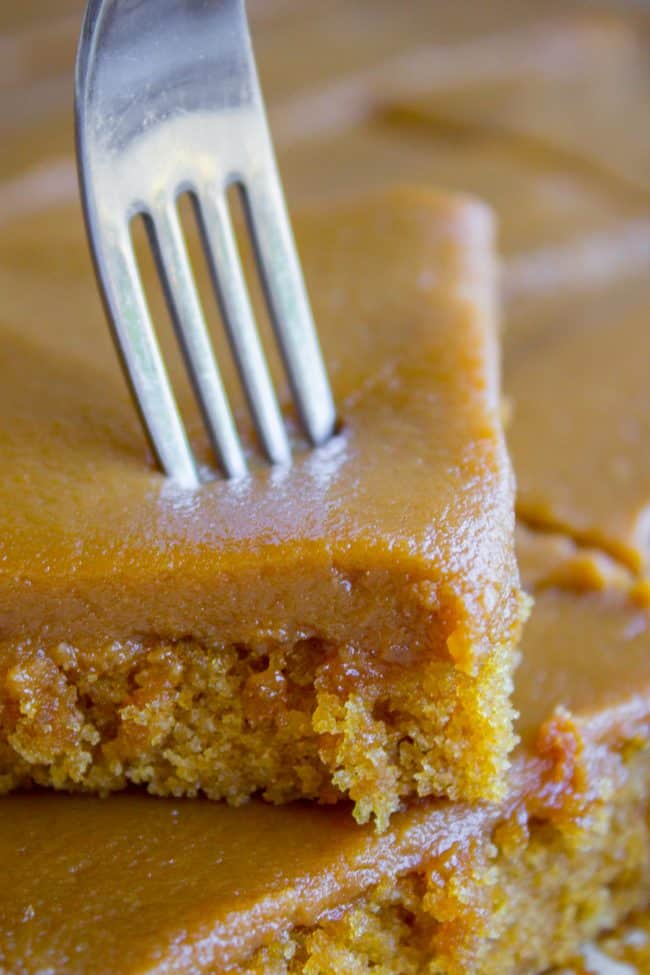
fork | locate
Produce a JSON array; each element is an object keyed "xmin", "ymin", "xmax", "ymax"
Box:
[{"xmin": 75, "ymin": 0, "xmax": 336, "ymax": 487}]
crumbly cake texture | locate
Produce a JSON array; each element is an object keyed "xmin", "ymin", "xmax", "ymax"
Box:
[
  {"xmin": 0, "ymin": 629, "xmax": 517, "ymax": 829},
  {"xmin": 249, "ymin": 756, "xmax": 650, "ymax": 975},
  {"xmin": 552, "ymin": 910, "xmax": 650, "ymax": 975},
  {"xmin": 2, "ymin": 563, "xmax": 649, "ymax": 975},
  {"xmin": 0, "ymin": 188, "xmax": 525, "ymax": 828},
  {"xmin": 236, "ymin": 569, "xmax": 650, "ymax": 975}
]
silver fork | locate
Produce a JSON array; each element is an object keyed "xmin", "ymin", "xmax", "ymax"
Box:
[{"xmin": 75, "ymin": 0, "xmax": 336, "ymax": 487}]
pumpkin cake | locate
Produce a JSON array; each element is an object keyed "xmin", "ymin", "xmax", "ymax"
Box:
[
  {"xmin": 1, "ymin": 538, "xmax": 648, "ymax": 974},
  {"xmin": 2, "ymin": 4, "xmax": 649, "ymax": 971},
  {"xmin": 0, "ymin": 188, "xmax": 525, "ymax": 829}
]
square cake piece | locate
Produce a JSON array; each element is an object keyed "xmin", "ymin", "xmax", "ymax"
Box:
[{"xmin": 0, "ymin": 187, "xmax": 524, "ymax": 827}]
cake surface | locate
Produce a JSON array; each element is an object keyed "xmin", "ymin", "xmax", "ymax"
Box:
[{"xmin": 0, "ymin": 188, "xmax": 524, "ymax": 827}]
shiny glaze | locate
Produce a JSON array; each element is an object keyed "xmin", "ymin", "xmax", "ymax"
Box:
[
  {"xmin": 0, "ymin": 793, "xmax": 489, "ymax": 973},
  {"xmin": 514, "ymin": 540, "xmax": 650, "ymax": 747},
  {"xmin": 0, "ymin": 188, "xmax": 520, "ymax": 663},
  {"xmin": 507, "ymin": 308, "xmax": 650, "ymax": 573}
]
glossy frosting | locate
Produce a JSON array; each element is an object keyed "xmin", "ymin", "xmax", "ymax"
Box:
[
  {"xmin": 515, "ymin": 543, "xmax": 650, "ymax": 748},
  {"xmin": 0, "ymin": 793, "xmax": 487, "ymax": 974},
  {"xmin": 507, "ymin": 307, "xmax": 650, "ymax": 572},
  {"xmin": 0, "ymin": 189, "xmax": 519, "ymax": 667}
]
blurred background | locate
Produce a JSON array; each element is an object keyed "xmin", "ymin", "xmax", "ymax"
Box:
[
  {"xmin": 2, "ymin": 1, "xmax": 648, "ymax": 208},
  {"xmin": 1, "ymin": 0, "xmax": 648, "ymax": 372}
]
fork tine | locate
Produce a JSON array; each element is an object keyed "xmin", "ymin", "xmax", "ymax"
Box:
[
  {"xmin": 96, "ymin": 223, "xmax": 199, "ymax": 489},
  {"xmin": 146, "ymin": 205, "xmax": 247, "ymax": 480},
  {"xmin": 76, "ymin": 0, "xmax": 336, "ymax": 482},
  {"xmin": 193, "ymin": 188, "xmax": 291, "ymax": 466},
  {"xmin": 242, "ymin": 173, "xmax": 337, "ymax": 448}
]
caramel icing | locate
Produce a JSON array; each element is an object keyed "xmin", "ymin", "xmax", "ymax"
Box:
[
  {"xmin": 0, "ymin": 188, "xmax": 519, "ymax": 666},
  {"xmin": 515, "ymin": 581, "xmax": 650, "ymax": 749},
  {"xmin": 0, "ymin": 793, "xmax": 488, "ymax": 974},
  {"xmin": 507, "ymin": 308, "xmax": 650, "ymax": 572}
]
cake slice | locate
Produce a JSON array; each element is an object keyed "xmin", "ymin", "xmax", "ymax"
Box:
[
  {"xmin": 0, "ymin": 188, "xmax": 524, "ymax": 828},
  {"xmin": 2, "ymin": 540, "xmax": 648, "ymax": 975}
]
